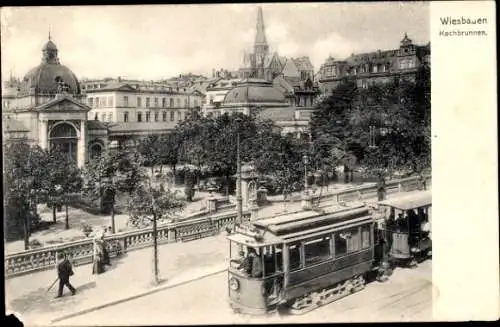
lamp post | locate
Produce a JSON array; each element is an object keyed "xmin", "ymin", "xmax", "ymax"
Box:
[
  {"xmin": 303, "ymin": 154, "xmax": 309, "ymax": 195},
  {"xmin": 235, "ymin": 118, "xmax": 243, "ymax": 225}
]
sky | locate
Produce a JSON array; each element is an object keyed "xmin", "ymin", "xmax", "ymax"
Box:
[{"xmin": 1, "ymin": 3, "xmax": 429, "ymax": 82}]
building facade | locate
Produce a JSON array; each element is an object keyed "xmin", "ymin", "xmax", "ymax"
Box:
[
  {"xmin": 317, "ymin": 33, "xmax": 431, "ymax": 95},
  {"xmin": 1, "ymin": 36, "xmax": 109, "ymax": 167},
  {"xmin": 81, "ymin": 78, "xmax": 203, "ymax": 125}
]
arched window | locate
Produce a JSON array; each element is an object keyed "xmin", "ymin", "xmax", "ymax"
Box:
[
  {"xmin": 177, "ymin": 111, "xmax": 181, "ymax": 121},
  {"xmin": 169, "ymin": 98, "xmax": 174, "ymax": 107},
  {"xmin": 90, "ymin": 143, "xmax": 103, "ymax": 159},
  {"xmin": 162, "ymin": 111, "xmax": 167, "ymax": 121},
  {"xmin": 137, "ymin": 112, "xmax": 143, "ymax": 122}
]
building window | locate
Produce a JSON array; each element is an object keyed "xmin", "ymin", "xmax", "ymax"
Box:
[
  {"xmin": 170, "ymin": 98, "xmax": 174, "ymax": 107},
  {"xmin": 162, "ymin": 98, "xmax": 166, "ymax": 108},
  {"xmin": 94, "ymin": 113, "xmax": 99, "ymax": 121},
  {"xmin": 107, "ymin": 96, "xmax": 113, "ymax": 107},
  {"xmin": 162, "ymin": 111, "xmax": 167, "ymax": 121},
  {"xmin": 154, "ymin": 97, "xmax": 159, "ymax": 108},
  {"xmin": 108, "ymin": 112, "xmax": 113, "ymax": 121},
  {"xmin": 123, "ymin": 96, "xmax": 129, "ymax": 107},
  {"xmin": 176, "ymin": 98, "xmax": 181, "ymax": 108},
  {"xmin": 124, "ymin": 111, "xmax": 129, "ymax": 122},
  {"xmin": 177, "ymin": 111, "xmax": 182, "ymax": 121},
  {"xmin": 170, "ymin": 111, "xmax": 175, "ymax": 121},
  {"xmin": 146, "ymin": 97, "xmax": 150, "ymax": 108},
  {"xmin": 137, "ymin": 97, "xmax": 142, "ymax": 108},
  {"xmin": 101, "ymin": 98, "xmax": 106, "ymax": 108},
  {"xmin": 154, "ymin": 111, "xmax": 159, "ymax": 122},
  {"xmin": 194, "ymin": 99, "xmax": 198, "ymax": 107},
  {"xmin": 137, "ymin": 112, "xmax": 143, "ymax": 122},
  {"xmin": 95, "ymin": 97, "xmax": 99, "ymax": 108},
  {"xmin": 146, "ymin": 111, "xmax": 151, "ymax": 122},
  {"xmin": 184, "ymin": 98, "xmax": 188, "ymax": 108}
]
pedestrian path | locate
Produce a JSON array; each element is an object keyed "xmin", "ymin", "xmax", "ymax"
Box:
[{"xmin": 6, "ymin": 233, "xmax": 229, "ymax": 326}]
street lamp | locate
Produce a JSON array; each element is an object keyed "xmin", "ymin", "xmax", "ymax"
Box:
[
  {"xmin": 235, "ymin": 118, "xmax": 243, "ymax": 225},
  {"xmin": 303, "ymin": 154, "xmax": 309, "ymax": 195}
]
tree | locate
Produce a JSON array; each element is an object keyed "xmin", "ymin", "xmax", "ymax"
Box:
[
  {"xmin": 82, "ymin": 147, "xmax": 146, "ymax": 233},
  {"xmin": 3, "ymin": 140, "xmax": 46, "ymax": 248},
  {"xmin": 310, "ymin": 80, "xmax": 360, "ymax": 182},
  {"xmin": 128, "ymin": 175, "xmax": 185, "ymax": 284},
  {"xmin": 349, "ymin": 71, "xmax": 431, "ymax": 181},
  {"xmin": 44, "ymin": 145, "xmax": 83, "ymax": 228}
]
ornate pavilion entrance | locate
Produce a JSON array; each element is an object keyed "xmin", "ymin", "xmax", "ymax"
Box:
[{"xmin": 49, "ymin": 122, "xmax": 79, "ymax": 162}]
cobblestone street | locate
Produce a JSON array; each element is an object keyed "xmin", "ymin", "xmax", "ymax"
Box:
[{"xmin": 54, "ymin": 261, "xmax": 433, "ymax": 325}]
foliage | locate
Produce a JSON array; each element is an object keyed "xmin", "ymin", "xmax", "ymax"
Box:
[
  {"xmin": 44, "ymin": 145, "xmax": 83, "ymax": 226},
  {"xmin": 310, "ymin": 80, "xmax": 361, "ymax": 175},
  {"xmin": 3, "ymin": 141, "xmax": 46, "ymax": 245},
  {"xmin": 82, "ymin": 147, "xmax": 147, "ymax": 212},
  {"xmin": 173, "ymin": 112, "xmax": 308, "ymax": 195},
  {"xmin": 127, "ymin": 180, "xmax": 185, "ymax": 228},
  {"xmin": 310, "ymin": 68, "xmax": 431, "ymax": 180}
]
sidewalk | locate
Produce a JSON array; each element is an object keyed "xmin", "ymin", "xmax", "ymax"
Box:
[{"xmin": 6, "ymin": 233, "xmax": 229, "ymax": 326}]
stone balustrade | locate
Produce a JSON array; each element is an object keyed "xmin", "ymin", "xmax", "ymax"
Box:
[{"xmin": 4, "ymin": 175, "xmax": 430, "ymax": 278}]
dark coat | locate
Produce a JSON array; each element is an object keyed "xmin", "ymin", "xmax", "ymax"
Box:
[{"xmin": 58, "ymin": 259, "xmax": 74, "ymax": 281}]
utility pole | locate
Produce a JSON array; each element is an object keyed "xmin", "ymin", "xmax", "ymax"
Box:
[{"xmin": 236, "ymin": 125, "xmax": 243, "ymax": 224}]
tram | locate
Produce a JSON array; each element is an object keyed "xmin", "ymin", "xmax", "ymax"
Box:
[
  {"xmin": 226, "ymin": 190, "xmax": 432, "ymax": 315},
  {"xmin": 227, "ymin": 204, "xmax": 375, "ymax": 315},
  {"xmin": 376, "ymin": 190, "xmax": 432, "ymax": 267}
]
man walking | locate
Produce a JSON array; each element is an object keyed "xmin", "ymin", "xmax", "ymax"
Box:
[{"xmin": 56, "ymin": 252, "xmax": 76, "ymax": 298}]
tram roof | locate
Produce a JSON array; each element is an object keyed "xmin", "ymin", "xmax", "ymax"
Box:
[
  {"xmin": 227, "ymin": 229, "xmax": 283, "ymax": 246},
  {"xmin": 253, "ymin": 205, "xmax": 371, "ymax": 240},
  {"xmin": 378, "ymin": 191, "xmax": 432, "ymax": 210}
]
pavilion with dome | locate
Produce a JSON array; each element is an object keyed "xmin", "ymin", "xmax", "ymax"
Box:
[{"xmin": 2, "ymin": 35, "xmax": 109, "ymax": 167}]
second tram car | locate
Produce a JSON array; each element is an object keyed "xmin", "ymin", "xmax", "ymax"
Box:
[{"xmin": 227, "ymin": 190, "xmax": 432, "ymax": 315}]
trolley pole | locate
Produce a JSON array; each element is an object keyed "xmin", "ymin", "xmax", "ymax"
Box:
[{"xmin": 236, "ymin": 130, "xmax": 243, "ymax": 224}]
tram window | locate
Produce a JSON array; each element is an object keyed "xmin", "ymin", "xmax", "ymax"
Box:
[
  {"xmin": 263, "ymin": 245, "xmax": 282, "ymax": 276},
  {"xmin": 304, "ymin": 237, "xmax": 331, "ymax": 266},
  {"xmin": 334, "ymin": 233, "xmax": 347, "ymax": 257},
  {"xmin": 276, "ymin": 246, "xmax": 283, "ymax": 272},
  {"xmin": 361, "ymin": 225, "xmax": 371, "ymax": 249},
  {"xmin": 229, "ymin": 241, "xmax": 244, "ymax": 262},
  {"xmin": 288, "ymin": 244, "xmax": 301, "ymax": 271},
  {"xmin": 347, "ymin": 228, "xmax": 361, "ymax": 253}
]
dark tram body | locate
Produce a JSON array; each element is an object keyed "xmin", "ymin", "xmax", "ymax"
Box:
[{"xmin": 226, "ymin": 190, "xmax": 432, "ymax": 315}]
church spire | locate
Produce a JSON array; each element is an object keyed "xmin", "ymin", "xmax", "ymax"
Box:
[{"xmin": 254, "ymin": 6, "xmax": 268, "ymax": 47}]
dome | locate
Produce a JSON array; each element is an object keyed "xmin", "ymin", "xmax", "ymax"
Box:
[
  {"xmin": 21, "ymin": 64, "xmax": 81, "ymax": 94},
  {"xmin": 43, "ymin": 39, "xmax": 58, "ymax": 51},
  {"xmin": 223, "ymin": 78, "xmax": 286, "ymax": 105},
  {"xmin": 20, "ymin": 37, "xmax": 81, "ymax": 94}
]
